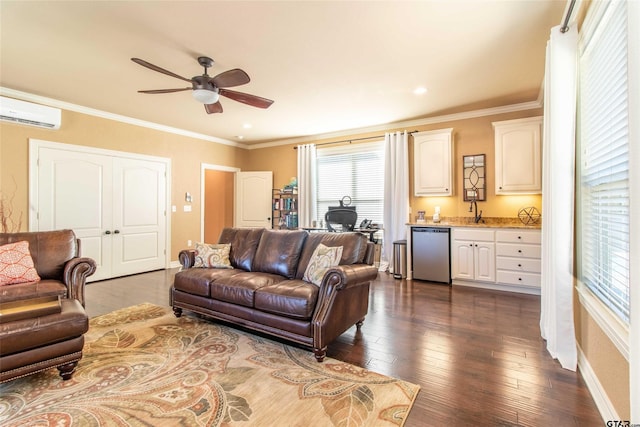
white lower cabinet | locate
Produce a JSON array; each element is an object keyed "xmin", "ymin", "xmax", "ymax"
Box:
[
  {"xmin": 495, "ymin": 229, "xmax": 541, "ymax": 290},
  {"xmin": 452, "ymin": 229, "xmax": 495, "ymax": 282},
  {"xmin": 451, "ymin": 227, "xmax": 541, "ymax": 294}
]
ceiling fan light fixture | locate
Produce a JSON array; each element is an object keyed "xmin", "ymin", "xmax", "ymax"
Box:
[{"xmin": 192, "ymin": 88, "xmax": 219, "ymax": 104}]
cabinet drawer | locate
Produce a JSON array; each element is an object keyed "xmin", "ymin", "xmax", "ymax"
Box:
[
  {"xmin": 452, "ymin": 228, "xmax": 495, "ymax": 242},
  {"xmin": 495, "ymin": 230, "xmax": 541, "ymax": 244},
  {"xmin": 496, "ymin": 256, "xmax": 541, "ymax": 273},
  {"xmin": 496, "ymin": 270, "xmax": 541, "ymax": 287},
  {"xmin": 496, "ymin": 243, "xmax": 541, "ymax": 259}
]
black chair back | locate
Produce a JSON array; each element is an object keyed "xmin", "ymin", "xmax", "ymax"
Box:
[{"xmin": 325, "ymin": 209, "xmax": 358, "ymax": 232}]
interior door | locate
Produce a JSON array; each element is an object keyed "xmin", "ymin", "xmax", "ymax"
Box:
[
  {"xmin": 111, "ymin": 157, "xmax": 167, "ymax": 277},
  {"xmin": 36, "ymin": 147, "xmax": 113, "ymax": 281},
  {"xmin": 234, "ymin": 171, "xmax": 273, "ymax": 228},
  {"xmin": 31, "ymin": 140, "xmax": 169, "ymax": 281}
]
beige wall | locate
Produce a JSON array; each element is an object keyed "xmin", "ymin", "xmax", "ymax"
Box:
[
  {"xmin": 2, "ymin": 100, "xmax": 629, "ymax": 418},
  {"xmin": 247, "ymin": 108, "xmax": 543, "ymax": 220},
  {"xmin": 0, "ymin": 108, "xmax": 246, "ymax": 259},
  {"xmin": 575, "ymin": 302, "xmax": 630, "ymax": 418}
]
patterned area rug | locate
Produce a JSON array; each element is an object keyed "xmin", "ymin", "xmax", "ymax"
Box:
[{"xmin": 0, "ymin": 303, "xmax": 419, "ymax": 426}]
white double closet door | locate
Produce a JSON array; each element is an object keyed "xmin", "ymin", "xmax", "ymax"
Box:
[{"xmin": 29, "ymin": 140, "xmax": 170, "ymax": 281}]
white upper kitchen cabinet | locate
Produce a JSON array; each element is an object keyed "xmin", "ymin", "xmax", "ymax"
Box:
[
  {"xmin": 493, "ymin": 117, "xmax": 542, "ymax": 194},
  {"xmin": 413, "ymin": 128, "xmax": 453, "ymax": 196}
]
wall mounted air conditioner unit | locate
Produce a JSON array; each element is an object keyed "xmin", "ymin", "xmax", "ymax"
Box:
[{"xmin": 0, "ymin": 96, "xmax": 61, "ymax": 129}]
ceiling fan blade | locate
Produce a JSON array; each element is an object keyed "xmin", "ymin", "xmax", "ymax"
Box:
[
  {"xmin": 212, "ymin": 68, "xmax": 250, "ymax": 88},
  {"xmin": 219, "ymin": 89, "xmax": 274, "ymax": 109},
  {"xmin": 138, "ymin": 88, "xmax": 192, "ymax": 94},
  {"xmin": 205, "ymin": 102, "xmax": 223, "ymax": 114},
  {"xmin": 131, "ymin": 58, "xmax": 193, "ymax": 83}
]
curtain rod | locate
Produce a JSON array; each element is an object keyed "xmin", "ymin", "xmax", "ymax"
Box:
[
  {"xmin": 293, "ymin": 130, "xmax": 418, "ymax": 149},
  {"xmin": 560, "ymin": 0, "xmax": 577, "ymax": 33}
]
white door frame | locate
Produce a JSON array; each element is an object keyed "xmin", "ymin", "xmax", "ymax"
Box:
[
  {"xmin": 28, "ymin": 139, "xmax": 172, "ymax": 269},
  {"xmin": 200, "ymin": 163, "xmax": 240, "ymax": 242}
]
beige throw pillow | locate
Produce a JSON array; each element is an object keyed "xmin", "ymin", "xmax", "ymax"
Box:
[
  {"xmin": 193, "ymin": 243, "xmax": 232, "ymax": 269},
  {"xmin": 303, "ymin": 243, "xmax": 343, "ymax": 286}
]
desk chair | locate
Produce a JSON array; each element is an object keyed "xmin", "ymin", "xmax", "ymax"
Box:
[{"xmin": 325, "ymin": 209, "xmax": 358, "ymax": 232}]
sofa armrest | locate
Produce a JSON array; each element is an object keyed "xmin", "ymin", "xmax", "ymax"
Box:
[
  {"xmin": 62, "ymin": 257, "xmax": 97, "ymax": 307},
  {"xmin": 179, "ymin": 249, "xmax": 196, "ymax": 269},
  {"xmin": 322, "ymin": 264, "xmax": 379, "ymax": 291}
]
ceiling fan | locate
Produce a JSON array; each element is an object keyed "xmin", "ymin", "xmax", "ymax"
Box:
[{"xmin": 131, "ymin": 56, "xmax": 274, "ymax": 114}]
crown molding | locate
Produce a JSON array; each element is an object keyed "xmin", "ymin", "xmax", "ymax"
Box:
[
  {"xmin": 0, "ymin": 87, "xmax": 245, "ymax": 149},
  {"xmin": 2, "ymin": 86, "xmax": 543, "ymax": 151},
  {"xmin": 248, "ymin": 99, "xmax": 543, "ymax": 150}
]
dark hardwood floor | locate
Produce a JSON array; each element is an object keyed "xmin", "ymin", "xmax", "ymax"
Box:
[{"xmin": 85, "ymin": 269, "xmax": 603, "ymax": 426}]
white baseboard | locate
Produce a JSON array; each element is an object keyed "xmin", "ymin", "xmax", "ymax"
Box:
[
  {"xmin": 577, "ymin": 345, "xmax": 619, "ymax": 422},
  {"xmin": 451, "ymin": 279, "xmax": 541, "ymax": 295},
  {"xmin": 169, "ymin": 260, "xmax": 181, "ymax": 269}
]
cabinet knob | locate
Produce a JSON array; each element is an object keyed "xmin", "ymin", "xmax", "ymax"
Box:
[
  {"xmin": 469, "ymin": 243, "xmax": 473, "ymax": 247},
  {"xmin": 518, "ymin": 249, "xmax": 522, "ymax": 253},
  {"xmin": 518, "ymin": 236, "xmax": 522, "ymax": 239},
  {"xmin": 518, "ymin": 277, "xmax": 522, "ymax": 281},
  {"xmin": 105, "ymin": 230, "xmax": 111, "ymax": 235},
  {"xmin": 474, "ymin": 244, "xmax": 478, "ymax": 247},
  {"xmin": 518, "ymin": 264, "xmax": 522, "ymax": 267},
  {"xmin": 499, "ymin": 186, "xmax": 503, "ymax": 190}
]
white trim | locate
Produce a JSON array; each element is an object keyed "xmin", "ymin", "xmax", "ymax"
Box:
[
  {"xmin": 316, "ymin": 140, "xmax": 384, "ymax": 157},
  {"xmin": 169, "ymin": 260, "xmax": 182, "ymax": 269},
  {"xmin": 0, "ymin": 87, "xmax": 242, "ymax": 148},
  {"xmin": 576, "ymin": 281, "xmax": 629, "ymax": 361},
  {"xmin": 627, "ymin": 0, "xmax": 640, "ymax": 420},
  {"xmin": 451, "ymin": 279, "xmax": 541, "ymax": 296},
  {"xmin": 2, "ymin": 86, "xmax": 541, "ymax": 152},
  {"xmin": 577, "ymin": 344, "xmax": 619, "ymax": 422},
  {"xmin": 199, "ymin": 163, "xmax": 240, "ymax": 242},
  {"xmin": 250, "ymin": 100, "xmax": 542, "ymax": 150},
  {"xmin": 28, "ymin": 139, "xmax": 172, "ymax": 270}
]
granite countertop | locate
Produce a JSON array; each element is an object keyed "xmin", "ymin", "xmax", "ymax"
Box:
[{"xmin": 407, "ymin": 216, "xmax": 542, "ymax": 229}]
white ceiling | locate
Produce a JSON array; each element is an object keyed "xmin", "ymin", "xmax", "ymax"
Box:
[{"xmin": 0, "ymin": 1, "xmax": 565, "ymax": 146}]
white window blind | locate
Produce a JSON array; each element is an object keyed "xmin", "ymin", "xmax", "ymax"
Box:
[
  {"xmin": 316, "ymin": 142, "xmax": 384, "ymax": 225},
  {"xmin": 578, "ymin": 0, "xmax": 630, "ymax": 323}
]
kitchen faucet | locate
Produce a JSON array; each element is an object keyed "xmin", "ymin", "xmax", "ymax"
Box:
[{"xmin": 469, "ymin": 199, "xmax": 483, "ymax": 223}]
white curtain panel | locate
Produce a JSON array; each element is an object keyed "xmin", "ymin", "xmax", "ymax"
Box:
[
  {"xmin": 382, "ymin": 131, "xmax": 409, "ymax": 272},
  {"xmin": 540, "ymin": 25, "xmax": 578, "ymax": 371},
  {"xmin": 296, "ymin": 144, "xmax": 317, "ymax": 228}
]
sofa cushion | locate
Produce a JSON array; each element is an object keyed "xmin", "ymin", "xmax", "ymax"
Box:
[
  {"xmin": 218, "ymin": 228, "xmax": 265, "ymax": 271},
  {"xmin": 253, "ymin": 229, "xmax": 307, "ymax": 279},
  {"xmin": 0, "ymin": 241, "xmax": 41, "ymax": 286},
  {"xmin": 303, "ymin": 243, "xmax": 343, "ymax": 286},
  {"xmin": 193, "ymin": 243, "xmax": 232, "ymax": 268},
  {"xmin": 296, "ymin": 232, "xmax": 369, "ymax": 280},
  {"xmin": 255, "ymin": 280, "xmax": 319, "ymax": 320},
  {"xmin": 210, "ymin": 272, "xmax": 286, "ymax": 307},
  {"xmin": 173, "ymin": 268, "xmax": 240, "ymax": 297}
]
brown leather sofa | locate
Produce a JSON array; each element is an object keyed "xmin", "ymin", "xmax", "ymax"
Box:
[
  {"xmin": 172, "ymin": 228, "xmax": 379, "ymax": 361},
  {"xmin": 0, "ymin": 230, "xmax": 96, "ymax": 382}
]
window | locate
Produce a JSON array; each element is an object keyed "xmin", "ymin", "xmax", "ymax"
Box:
[
  {"xmin": 316, "ymin": 142, "xmax": 384, "ymax": 225},
  {"xmin": 577, "ymin": 0, "xmax": 630, "ymax": 323}
]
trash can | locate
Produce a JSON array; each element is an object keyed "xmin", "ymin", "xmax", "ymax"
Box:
[{"xmin": 393, "ymin": 240, "xmax": 407, "ymax": 279}]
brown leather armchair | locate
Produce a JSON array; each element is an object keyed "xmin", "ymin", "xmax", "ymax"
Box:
[{"xmin": 0, "ymin": 230, "xmax": 96, "ymax": 382}]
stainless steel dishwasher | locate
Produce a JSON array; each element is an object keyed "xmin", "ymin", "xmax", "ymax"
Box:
[{"xmin": 411, "ymin": 227, "xmax": 451, "ymax": 284}]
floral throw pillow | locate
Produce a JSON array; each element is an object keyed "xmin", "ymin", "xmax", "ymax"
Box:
[
  {"xmin": 303, "ymin": 243, "xmax": 343, "ymax": 286},
  {"xmin": 193, "ymin": 242, "xmax": 232, "ymax": 269},
  {"xmin": 0, "ymin": 240, "xmax": 41, "ymax": 286}
]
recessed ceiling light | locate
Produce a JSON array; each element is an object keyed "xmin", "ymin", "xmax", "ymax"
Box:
[
  {"xmin": 242, "ymin": 123, "xmax": 252, "ymax": 129},
  {"xmin": 413, "ymin": 87, "xmax": 427, "ymax": 95}
]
